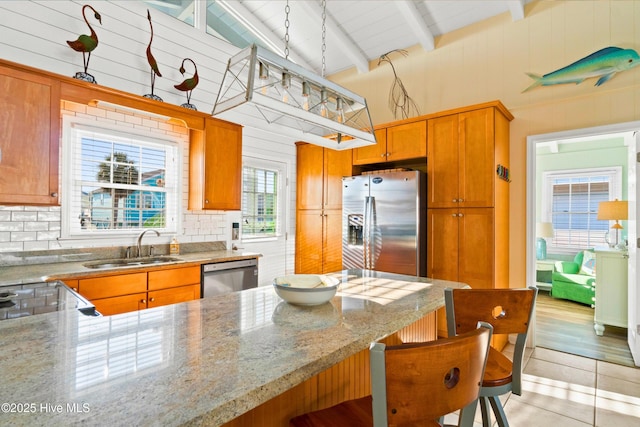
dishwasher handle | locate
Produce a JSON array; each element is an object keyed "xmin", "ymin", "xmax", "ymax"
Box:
[{"xmin": 202, "ymin": 258, "xmax": 258, "ymax": 273}]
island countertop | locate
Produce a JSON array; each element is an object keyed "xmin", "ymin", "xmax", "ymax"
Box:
[{"xmin": 0, "ymin": 270, "xmax": 468, "ymax": 426}]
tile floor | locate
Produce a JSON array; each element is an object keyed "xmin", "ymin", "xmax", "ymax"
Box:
[{"xmin": 445, "ymin": 345, "xmax": 640, "ymax": 426}]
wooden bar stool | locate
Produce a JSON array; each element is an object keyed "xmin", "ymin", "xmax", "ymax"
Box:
[
  {"xmin": 290, "ymin": 322, "xmax": 493, "ymax": 427},
  {"xmin": 445, "ymin": 287, "xmax": 537, "ymax": 427}
]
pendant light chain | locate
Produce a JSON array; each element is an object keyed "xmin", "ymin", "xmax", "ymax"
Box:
[
  {"xmin": 284, "ymin": 0, "xmax": 290, "ymax": 60},
  {"xmin": 321, "ymin": 0, "xmax": 326, "ymax": 78}
]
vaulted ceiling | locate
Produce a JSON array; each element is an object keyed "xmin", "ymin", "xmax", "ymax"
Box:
[{"xmin": 147, "ymin": 1, "xmax": 532, "ymax": 76}]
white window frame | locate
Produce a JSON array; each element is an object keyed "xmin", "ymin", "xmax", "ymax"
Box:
[
  {"xmin": 61, "ymin": 115, "xmax": 182, "ymax": 239},
  {"xmin": 541, "ymin": 166, "xmax": 622, "ymax": 253},
  {"xmin": 241, "ymin": 156, "xmax": 286, "ymax": 242}
]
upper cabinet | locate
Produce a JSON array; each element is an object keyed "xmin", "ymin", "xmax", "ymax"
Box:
[
  {"xmin": 0, "ymin": 63, "xmax": 60, "ymax": 205},
  {"xmin": 427, "ymin": 105, "xmax": 511, "ymax": 208},
  {"xmin": 190, "ymin": 118, "xmax": 243, "ymax": 211},
  {"xmin": 296, "ymin": 143, "xmax": 352, "ymax": 211},
  {"xmin": 353, "ymin": 121, "xmax": 426, "ymax": 165}
]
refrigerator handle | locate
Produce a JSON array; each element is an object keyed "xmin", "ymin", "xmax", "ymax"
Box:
[
  {"xmin": 363, "ymin": 197, "xmax": 369, "ymax": 269},
  {"xmin": 364, "ymin": 196, "xmax": 376, "ymax": 270}
]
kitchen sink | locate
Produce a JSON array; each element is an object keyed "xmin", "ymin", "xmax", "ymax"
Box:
[{"xmin": 83, "ymin": 256, "xmax": 180, "ymax": 269}]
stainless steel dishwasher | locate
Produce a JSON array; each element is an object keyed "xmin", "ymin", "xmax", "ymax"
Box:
[{"xmin": 201, "ymin": 258, "xmax": 259, "ymax": 298}]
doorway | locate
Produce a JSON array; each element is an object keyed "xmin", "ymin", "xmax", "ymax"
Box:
[{"xmin": 526, "ymin": 122, "xmax": 640, "ymax": 367}]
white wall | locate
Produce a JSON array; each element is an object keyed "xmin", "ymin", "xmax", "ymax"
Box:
[{"xmin": 0, "ymin": 1, "xmax": 298, "ymax": 282}]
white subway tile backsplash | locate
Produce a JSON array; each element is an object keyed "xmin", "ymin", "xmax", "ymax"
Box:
[
  {"xmin": 0, "ymin": 212, "xmax": 10, "ymax": 221},
  {"xmin": 11, "ymin": 231, "xmax": 37, "ymax": 242},
  {"xmin": 0, "ymin": 222, "xmax": 24, "ymax": 232},
  {"xmin": 24, "ymin": 222, "xmax": 49, "ymax": 232},
  {"xmin": 11, "ymin": 212, "xmax": 38, "ymax": 222}
]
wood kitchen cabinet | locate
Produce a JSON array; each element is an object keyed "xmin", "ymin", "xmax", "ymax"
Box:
[
  {"xmin": 0, "ymin": 62, "xmax": 60, "ymax": 205},
  {"xmin": 295, "ymin": 143, "xmax": 352, "ymax": 274},
  {"xmin": 427, "ymin": 106, "xmax": 510, "ymax": 208},
  {"xmin": 426, "ymin": 101, "xmax": 512, "ymax": 341},
  {"xmin": 352, "ymin": 121, "xmax": 426, "ymax": 165},
  {"xmin": 75, "ymin": 266, "xmax": 201, "ymax": 316},
  {"xmin": 189, "ymin": 117, "xmax": 243, "ymax": 210}
]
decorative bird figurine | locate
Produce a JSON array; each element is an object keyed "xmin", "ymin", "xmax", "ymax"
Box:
[
  {"xmin": 174, "ymin": 58, "xmax": 199, "ymax": 110},
  {"xmin": 66, "ymin": 4, "xmax": 102, "ymax": 83},
  {"xmin": 143, "ymin": 9, "xmax": 163, "ymax": 101}
]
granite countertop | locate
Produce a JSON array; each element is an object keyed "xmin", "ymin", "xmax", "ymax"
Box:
[
  {"xmin": 0, "ymin": 269, "xmax": 468, "ymax": 426},
  {"xmin": 0, "ymin": 249, "xmax": 261, "ymax": 286}
]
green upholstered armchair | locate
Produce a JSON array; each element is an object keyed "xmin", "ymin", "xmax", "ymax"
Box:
[{"xmin": 551, "ymin": 250, "xmax": 596, "ymax": 306}]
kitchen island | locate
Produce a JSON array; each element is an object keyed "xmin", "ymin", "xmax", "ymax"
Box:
[{"xmin": 0, "ymin": 269, "xmax": 467, "ymax": 426}]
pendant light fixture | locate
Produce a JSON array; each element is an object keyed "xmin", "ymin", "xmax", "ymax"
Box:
[{"xmin": 212, "ymin": 0, "xmax": 376, "ymax": 151}]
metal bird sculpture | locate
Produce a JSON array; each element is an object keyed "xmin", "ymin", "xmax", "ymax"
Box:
[
  {"xmin": 174, "ymin": 58, "xmax": 199, "ymax": 110},
  {"xmin": 378, "ymin": 49, "xmax": 420, "ymax": 120},
  {"xmin": 66, "ymin": 4, "xmax": 102, "ymax": 83},
  {"xmin": 143, "ymin": 9, "xmax": 163, "ymax": 101}
]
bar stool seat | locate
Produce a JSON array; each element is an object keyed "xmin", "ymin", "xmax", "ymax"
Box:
[
  {"xmin": 445, "ymin": 287, "xmax": 537, "ymax": 427},
  {"xmin": 290, "ymin": 323, "xmax": 493, "ymax": 427}
]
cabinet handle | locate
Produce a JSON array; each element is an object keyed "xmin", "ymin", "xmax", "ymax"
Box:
[
  {"xmin": 150, "ymin": 297, "xmax": 155, "ymax": 302},
  {"xmin": 51, "ymin": 192, "xmax": 58, "ymax": 197},
  {"xmin": 205, "ymin": 199, "xmax": 209, "ymax": 204},
  {"xmin": 452, "ymin": 199, "xmax": 458, "ymax": 203},
  {"xmin": 72, "ymin": 287, "xmax": 78, "ymax": 292},
  {"xmin": 458, "ymin": 198, "xmax": 464, "ymax": 202},
  {"xmin": 451, "ymin": 214, "xmax": 457, "ymax": 217},
  {"xmin": 380, "ymin": 153, "xmax": 386, "ymax": 157},
  {"xmin": 458, "ymin": 213, "xmax": 464, "ymax": 217},
  {"xmin": 141, "ymin": 299, "xmax": 147, "ymax": 304}
]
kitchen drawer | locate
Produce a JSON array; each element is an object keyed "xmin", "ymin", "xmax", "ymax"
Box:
[
  {"xmin": 148, "ymin": 284, "xmax": 201, "ymax": 308},
  {"xmin": 78, "ymin": 273, "xmax": 147, "ymax": 300},
  {"xmin": 92, "ymin": 293, "xmax": 147, "ymax": 316},
  {"xmin": 148, "ymin": 266, "xmax": 200, "ymax": 290}
]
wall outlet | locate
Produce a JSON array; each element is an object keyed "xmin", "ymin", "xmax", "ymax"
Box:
[{"xmin": 232, "ymin": 222, "xmax": 239, "ymax": 240}]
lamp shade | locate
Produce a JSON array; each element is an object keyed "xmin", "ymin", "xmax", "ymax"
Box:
[
  {"xmin": 597, "ymin": 200, "xmax": 628, "ymax": 221},
  {"xmin": 536, "ymin": 222, "xmax": 554, "ymax": 238}
]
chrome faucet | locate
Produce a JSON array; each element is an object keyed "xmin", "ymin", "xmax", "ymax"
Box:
[{"xmin": 137, "ymin": 229, "xmax": 160, "ymax": 258}]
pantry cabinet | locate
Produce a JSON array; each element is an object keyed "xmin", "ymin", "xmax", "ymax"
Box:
[
  {"xmin": 74, "ymin": 266, "xmax": 201, "ymax": 316},
  {"xmin": 427, "ymin": 107, "xmax": 507, "ymax": 208},
  {"xmin": 352, "ymin": 121, "xmax": 426, "ymax": 165},
  {"xmin": 189, "ymin": 117, "xmax": 243, "ymax": 211},
  {"xmin": 295, "ymin": 143, "xmax": 352, "ymax": 274},
  {"xmin": 0, "ymin": 63, "xmax": 60, "ymax": 205},
  {"xmin": 426, "ymin": 101, "xmax": 512, "ymax": 340}
]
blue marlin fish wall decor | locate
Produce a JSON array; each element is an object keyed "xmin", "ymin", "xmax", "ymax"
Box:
[{"xmin": 523, "ymin": 46, "xmax": 640, "ymax": 92}]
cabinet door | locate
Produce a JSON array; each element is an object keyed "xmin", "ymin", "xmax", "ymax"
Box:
[
  {"xmin": 352, "ymin": 128, "xmax": 387, "ymax": 165},
  {"xmin": 427, "ymin": 208, "xmax": 460, "ymax": 282},
  {"xmin": 323, "ymin": 148, "xmax": 352, "ymax": 210},
  {"xmin": 296, "ymin": 144, "xmax": 325, "ymax": 210},
  {"xmin": 295, "ymin": 209, "xmax": 324, "ymax": 274},
  {"xmin": 322, "ymin": 209, "xmax": 343, "ymax": 273},
  {"xmin": 427, "ymin": 115, "xmax": 460, "ymax": 208},
  {"xmin": 78, "ymin": 273, "xmax": 147, "ymax": 300},
  {"xmin": 458, "ymin": 208, "xmax": 494, "ymax": 289},
  {"xmin": 0, "ymin": 65, "xmax": 60, "ymax": 205},
  {"xmin": 148, "ymin": 266, "xmax": 200, "ymax": 291},
  {"xmin": 148, "ymin": 284, "xmax": 201, "ymax": 308},
  {"xmin": 204, "ymin": 118, "xmax": 242, "ymax": 210},
  {"xmin": 386, "ymin": 121, "xmax": 427, "ymax": 161},
  {"xmin": 459, "ymin": 108, "xmax": 495, "ymax": 208},
  {"xmin": 92, "ymin": 293, "xmax": 148, "ymax": 316}
]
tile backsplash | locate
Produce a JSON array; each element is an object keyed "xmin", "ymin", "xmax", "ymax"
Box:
[{"xmin": 0, "ymin": 101, "xmax": 230, "ymax": 253}]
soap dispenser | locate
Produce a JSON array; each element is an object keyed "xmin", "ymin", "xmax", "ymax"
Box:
[{"xmin": 170, "ymin": 236, "xmax": 180, "ymax": 255}]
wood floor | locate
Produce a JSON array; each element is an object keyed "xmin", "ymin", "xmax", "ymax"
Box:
[{"xmin": 535, "ymin": 290, "xmax": 636, "ymax": 367}]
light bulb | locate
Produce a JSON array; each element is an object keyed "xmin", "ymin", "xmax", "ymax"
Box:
[
  {"xmin": 259, "ymin": 62, "xmax": 269, "ymax": 95},
  {"xmin": 281, "ymin": 72, "xmax": 291, "ymax": 104},
  {"xmin": 319, "ymin": 89, "xmax": 328, "ymax": 118},
  {"xmin": 336, "ymin": 97, "xmax": 345, "ymax": 123},
  {"xmin": 302, "ymin": 81, "xmax": 310, "ymax": 111}
]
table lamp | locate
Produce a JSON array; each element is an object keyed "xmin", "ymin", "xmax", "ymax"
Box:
[
  {"xmin": 597, "ymin": 199, "xmax": 628, "ymax": 248},
  {"xmin": 536, "ymin": 222, "xmax": 554, "ymax": 260}
]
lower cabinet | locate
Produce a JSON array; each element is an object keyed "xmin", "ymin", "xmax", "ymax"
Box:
[
  {"xmin": 594, "ymin": 248, "xmax": 628, "ymax": 335},
  {"xmin": 295, "ymin": 209, "xmax": 343, "ymax": 274},
  {"xmin": 74, "ymin": 266, "xmax": 201, "ymax": 316}
]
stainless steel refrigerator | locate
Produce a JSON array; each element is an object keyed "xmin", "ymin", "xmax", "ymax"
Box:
[{"xmin": 342, "ymin": 170, "xmax": 426, "ymax": 276}]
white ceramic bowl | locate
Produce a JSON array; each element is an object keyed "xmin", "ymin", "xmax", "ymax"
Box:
[{"xmin": 273, "ymin": 274, "xmax": 340, "ymax": 306}]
